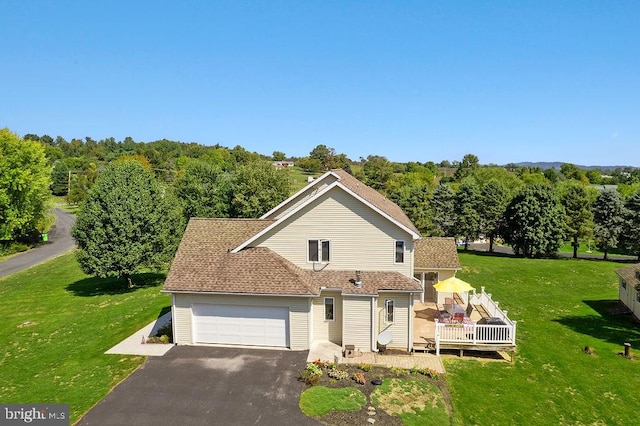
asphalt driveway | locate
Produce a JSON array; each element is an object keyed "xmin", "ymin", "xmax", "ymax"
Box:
[{"xmin": 78, "ymin": 346, "xmax": 318, "ymax": 425}]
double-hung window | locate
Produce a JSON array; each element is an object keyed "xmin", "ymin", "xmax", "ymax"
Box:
[
  {"xmin": 324, "ymin": 297, "xmax": 334, "ymax": 321},
  {"xmin": 395, "ymin": 240, "xmax": 405, "ymax": 263},
  {"xmin": 385, "ymin": 299, "xmax": 395, "ymax": 323},
  {"xmin": 309, "ymin": 239, "xmax": 330, "ymax": 263}
]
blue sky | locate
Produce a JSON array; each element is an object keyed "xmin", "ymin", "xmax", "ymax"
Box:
[{"xmin": 2, "ymin": 1, "xmax": 638, "ymax": 165}]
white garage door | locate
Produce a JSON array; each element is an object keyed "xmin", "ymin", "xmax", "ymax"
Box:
[{"xmin": 192, "ymin": 304, "xmax": 289, "ymax": 347}]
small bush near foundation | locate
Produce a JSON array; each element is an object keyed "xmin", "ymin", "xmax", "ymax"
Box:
[
  {"xmin": 300, "ymin": 362, "xmax": 323, "ymax": 385},
  {"xmin": 390, "ymin": 367, "xmax": 408, "ymax": 375},
  {"xmin": 328, "ymin": 369, "xmax": 349, "ymax": 380},
  {"xmin": 351, "ymin": 372, "xmax": 366, "ymax": 385},
  {"xmin": 357, "ymin": 363, "xmax": 373, "ymax": 372}
]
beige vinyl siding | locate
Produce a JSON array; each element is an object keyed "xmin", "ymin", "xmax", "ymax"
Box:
[
  {"xmin": 253, "ymin": 187, "xmax": 414, "ymax": 276},
  {"xmin": 342, "ymin": 296, "xmax": 373, "ymax": 352},
  {"xmin": 172, "ymin": 293, "xmax": 310, "ymax": 350},
  {"xmin": 377, "ymin": 293, "xmax": 410, "ymax": 350},
  {"xmin": 265, "ymin": 175, "xmax": 338, "ymax": 220},
  {"xmin": 312, "ymin": 292, "xmax": 343, "ymax": 345},
  {"xmin": 414, "ymin": 269, "xmax": 457, "ymax": 303}
]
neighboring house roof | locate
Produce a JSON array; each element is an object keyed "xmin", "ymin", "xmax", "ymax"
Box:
[
  {"xmin": 414, "ymin": 237, "xmax": 461, "ymax": 270},
  {"xmin": 615, "ymin": 264, "xmax": 640, "ymax": 288},
  {"xmin": 164, "ymin": 218, "xmax": 422, "ymax": 296},
  {"xmin": 330, "ymin": 169, "xmax": 420, "ymax": 236}
]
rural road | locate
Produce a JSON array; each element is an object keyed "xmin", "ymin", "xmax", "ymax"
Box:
[{"xmin": 0, "ymin": 208, "xmax": 76, "ymax": 278}]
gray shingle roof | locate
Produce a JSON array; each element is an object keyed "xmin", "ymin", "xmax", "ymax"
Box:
[{"xmin": 414, "ymin": 237, "xmax": 461, "ymax": 269}]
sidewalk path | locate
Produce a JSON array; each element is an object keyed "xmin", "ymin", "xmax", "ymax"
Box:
[
  {"xmin": 0, "ymin": 208, "xmax": 76, "ymax": 278},
  {"xmin": 105, "ymin": 312, "xmax": 174, "ymax": 356}
]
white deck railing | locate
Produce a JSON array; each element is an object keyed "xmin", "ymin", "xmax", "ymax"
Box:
[{"xmin": 435, "ymin": 286, "xmax": 517, "ymax": 355}]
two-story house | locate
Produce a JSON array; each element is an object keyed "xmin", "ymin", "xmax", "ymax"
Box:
[{"xmin": 163, "ymin": 169, "xmax": 459, "ymax": 353}]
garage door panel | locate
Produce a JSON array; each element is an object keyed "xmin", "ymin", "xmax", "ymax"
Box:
[{"xmin": 193, "ymin": 304, "xmax": 288, "ymax": 347}]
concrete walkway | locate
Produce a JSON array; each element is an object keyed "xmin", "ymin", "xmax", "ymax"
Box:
[
  {"xmin": 105, "ymin": 312, "xmax": 174, "ymax": 356},
  {"xmin": 307, "ymin": 340, "xmax": 445, "ymax": 373}
]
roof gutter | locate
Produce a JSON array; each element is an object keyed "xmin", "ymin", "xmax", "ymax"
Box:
[{"xmin": 161, "ymin": 289, "xmax": 318, "ymax": 298}]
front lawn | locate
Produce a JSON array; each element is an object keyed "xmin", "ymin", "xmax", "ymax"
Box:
[
  {"xmin": 0, "ymin": 252, "xmax": 170, "ymax": 423},
  {"xmin": 447, "ymin": 253, "xmax": 640, "ymax": 425},
  {"xmin": 299, "ymin": 386, "xmax": 366, "ymax": 417}
]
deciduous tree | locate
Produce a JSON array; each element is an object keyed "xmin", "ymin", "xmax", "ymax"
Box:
[
  {"xmin": 230, "ymin": 161, "xmax": 291, "ymax": 218},
  {"xmin": 0, "ymin": 128, "xmax": 52, "ymax": 241},
  {"xmin": 72, "ymin": 161, "xmax": 184, "ymax": 286},
  {"xmin": 174, "ymin": 160, "xmax": 232, "ymax": 221}
]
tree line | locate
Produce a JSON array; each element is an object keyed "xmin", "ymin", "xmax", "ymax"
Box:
[{"xmin": 3, "ymin": 128, "xmax": 640, "ymax": 280}]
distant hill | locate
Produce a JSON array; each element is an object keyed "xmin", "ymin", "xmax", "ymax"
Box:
[{"xmin": 511, "ymin": 162, "xmax": 635, "ymax": 171}]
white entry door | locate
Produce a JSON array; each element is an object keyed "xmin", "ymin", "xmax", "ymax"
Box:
[{"xmin": 192, "ymin": 304, "xmax": 289, "ymax": 347}]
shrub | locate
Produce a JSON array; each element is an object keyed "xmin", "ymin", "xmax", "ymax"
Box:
[
  {"xmin": 410, "ymin": 367, "xmax": 440, "ymax": 378},
  {"xmin": 351, "ymin": 372, "xmax": 366, "ymax": 385},
  {"xmin": 357, "ymin": 363, "xmax": 373, "ymax": 372},
  {"xmin": 390, "ymin": 367, "xmax": 408, "ymax": 375},
  {"xmin": 300, "ymin": 362, "xmax": 323, "ymax": 385},
  {"xmin": 146, "ymin": 335, "xmax": 170, "ymax": 344},
  {"xmin": 154, "ymin": 320, "xmax": 173, "ymax": 343},
  {"xmin": 300, "ymin": 369, "xmax": 321, "ymax": 386},
  {"xmin": 328, "ymin": 369, "xmax": 349, "ymax": 380},
  {"xmin": 312, "ymin": 359, "xmax": 328, "ymax": 368}
]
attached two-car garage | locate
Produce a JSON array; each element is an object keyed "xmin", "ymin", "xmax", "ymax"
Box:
[{"xmin": 192, "ymin": 304, "xmax": 289, "ymax": 348}]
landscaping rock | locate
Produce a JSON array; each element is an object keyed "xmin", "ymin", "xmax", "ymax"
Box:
[{"xmin": 367, "ymin": 418, "xmax": 376, "ymax": 424}]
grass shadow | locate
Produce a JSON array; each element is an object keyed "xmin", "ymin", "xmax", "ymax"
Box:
[
  {"xmin": 66, "ymin": 272, "xmax": 166, "ymax": 297},
  {"xmin": 552, "ymin": 299, "xmax": 640, "ymax": 347}
]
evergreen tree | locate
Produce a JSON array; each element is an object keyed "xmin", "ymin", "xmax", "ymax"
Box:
[
  {"xmin": 592, "ymin": 189, "xmax": 625, "ymax": 260},
  {"xmin": 430, "ymin": 184, "xmax": 456, "ymax": 237},
  {"xmin": 621, "ymin": 190, "xmax": 640, "ymax": 260},
  {"xmin": 453, "ymin": 181, "xmax": 482, "ymax": 249},
  {"xmin": 504, "ymin": 184, "xmax": 564, "ymax": 257},
  {"xmin": 479, "ymin": 180, "xmax": 509, "ymax": 252},
  {"xmin": 559, "ymin": 183, "xmax": 593, "ymax": 258}
]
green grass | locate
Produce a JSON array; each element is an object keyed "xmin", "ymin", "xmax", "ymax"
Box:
[
  {"xmin": 446, "ymin": 252, "xmax": 640, "ymax": 425},
  {"xmin": 371, "ymin": 378, "xmax": 449, "ymax": 426},
  {"xmin": 52, "ymin": 195, "xmax": 80, "ymax": 214},
  {"xmin": 299, "ymin": 386, "xmax": 366, "ymax": 417},
  {"xmin": 285, "ymin": 167, "xmax": 323, "ymax": 193},
  {"xmin": 0, "ymin": 252, "xmax": 170, "ymax": 423}
]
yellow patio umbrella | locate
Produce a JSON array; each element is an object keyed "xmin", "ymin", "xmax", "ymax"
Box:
[{"xmin": 433, "ymin": 276, "xmax": 475, "ymax": 293}]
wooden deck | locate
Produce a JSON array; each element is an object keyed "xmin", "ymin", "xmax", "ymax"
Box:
[{"xmin": 413, "ymin": 300, "xmax": 517, "ymax": 358}]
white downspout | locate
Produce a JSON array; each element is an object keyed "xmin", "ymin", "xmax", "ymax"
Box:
[
  {"xmin": 408, "ymin": 293, "xmax": 414, "ymax": 353},
  {"xmin": 171, "ymin": 293, "xmax": 177, "ymax": 345},
  {"xmin": 371, "ymin": 296, "xmax": 379, "ymax": 352}
]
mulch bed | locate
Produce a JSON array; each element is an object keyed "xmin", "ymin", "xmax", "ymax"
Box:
[{"xmin": 302, "ymin": 364, "xmax": 451, "ymax": 425}]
